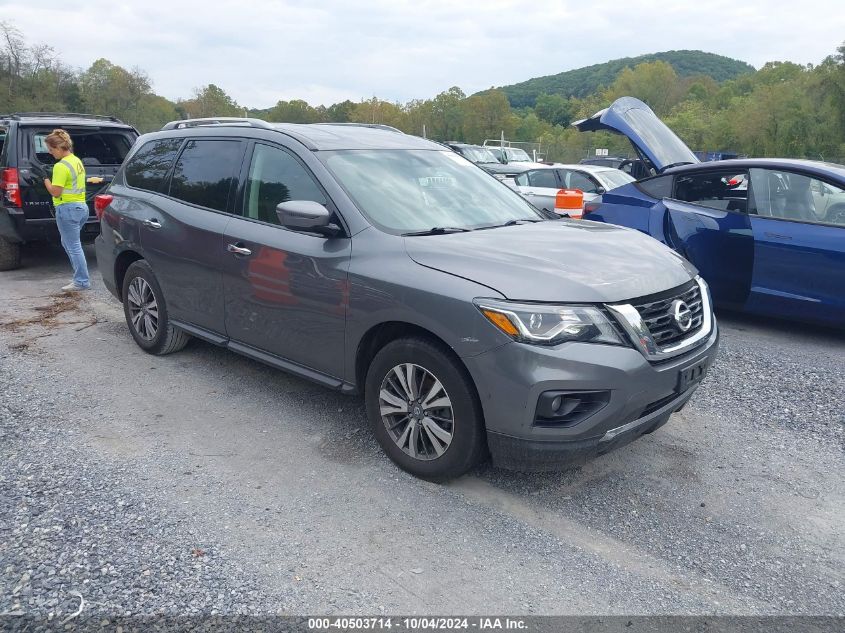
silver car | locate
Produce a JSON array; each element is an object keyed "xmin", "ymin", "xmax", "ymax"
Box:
[
  {"xmin": 96, "ymin": 120, "xmax": 718, "ymax": 481},
  {"xmin": 514, "ymin": 164, "xmax": 636, "ymax": 214}
]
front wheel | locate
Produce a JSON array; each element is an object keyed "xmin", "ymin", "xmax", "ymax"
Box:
[
  {"xmin": 365, "ymin": 337, "xmax": 486, "ymax": 481},
  {"xmin": 122, "ymin": 260, "xmax": 190, "ymax": 355}
]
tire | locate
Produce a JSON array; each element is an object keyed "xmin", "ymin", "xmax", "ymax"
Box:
[
  {"xmin": 122, "ymin": 260, "xmax": 190, "ymax": 355},
  {"xmin": 0, "ymin": 236, "xmax": 21, "ymax": 271},
  {"xmin": 365, "ymin": 337, "xmax": 486, "ymax": 482}
]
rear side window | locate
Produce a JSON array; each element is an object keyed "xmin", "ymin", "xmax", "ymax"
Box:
[
  {"xmin": 32, "ymin": 129, "xmax": 133, "ymax": 166},
  {"xmin": 637, "ymin": 175, "xmax": 673, "ymax": 199},
  {"xmin": 124, "ymin": 138, "xmax": 183, "ymax": 192},
  {"xmin": 672, "ymin": 170, "xmax": 748, "ymax": 213},
  {"xmin": 527, "ymin": 170, "xmax": 557, "ymax": 188},
  {"xmin": 169, "ymin": 139, "xmax": 242, "ymax": 213}
]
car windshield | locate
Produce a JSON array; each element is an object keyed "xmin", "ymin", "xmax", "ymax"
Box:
[
  {"xmin": 506, "ymin": 148, "xmax": 532, "ymax": 162},
  {"xmin": 459, "ymin": 146, "xmax": 498, "ymax": 163},
  {"xmin": 597, "ymin": 170, "xmax": 636, "ymax": 189},
  {"xmin": 322, "ymin": 149, "xmax": 543, "ymax": 234}
]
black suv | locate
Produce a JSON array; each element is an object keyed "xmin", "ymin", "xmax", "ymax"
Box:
[{"xmin": 0, "ymin": 113, "xmax": 138, "ymax": 269}]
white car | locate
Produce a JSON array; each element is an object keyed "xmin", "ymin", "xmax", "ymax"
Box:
[{"xmin": 513, "ymin": 164, "xmax": 636, "ymax": 214}]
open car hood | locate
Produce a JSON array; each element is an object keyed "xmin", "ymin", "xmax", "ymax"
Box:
[{"xmin": 572, "ymin": 97, "xmax": 699, "ymax": 173}]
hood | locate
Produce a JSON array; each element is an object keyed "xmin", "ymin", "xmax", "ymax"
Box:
[
  {"xmin": 404, "ymin": 221, "xmax": 697, "ymax": 303},
  {"xmin": 572, "ymin": 97, "xmax": 699, "ymax": 173}
]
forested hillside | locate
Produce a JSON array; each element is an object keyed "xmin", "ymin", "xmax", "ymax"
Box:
[
  {"xmin": 493, "ymin": 50, "xmax": 755, "ymax": 107},
  {"xmin": 1, "ymin": 20, "xmax": 843, "ymax": 164}
]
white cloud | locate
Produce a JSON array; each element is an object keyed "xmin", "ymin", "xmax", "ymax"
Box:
[{"xmin": 4, "ymin": 0, "xmax": 844, "ymax": 107}]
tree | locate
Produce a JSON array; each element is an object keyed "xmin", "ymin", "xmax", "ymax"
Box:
[
  {"xmin": 603, "ymin": 60, "xmax": 684, "ymax": 116},
  {"xmin": 461, "ymin": 90, "xmax": 515, "ymax": 144},
  {"xmin": 79, "ymin": 58, "xmax": 151, "ymax": 121},
  {"xmin": 534, "ymin": 93, "xmax": 574, "ymax": 127},
  {"xmin": 179, "ymin": 84, "xmax": 241, "ymax": 118}
]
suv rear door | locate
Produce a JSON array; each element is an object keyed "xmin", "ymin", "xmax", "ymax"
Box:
[
  {"xmin": 221, "ymin": 140, "xmax": 350, "ymax": 380},
  {"xmin": 139, "ymin": 137, "xmax": 245, "ymax": 333}
]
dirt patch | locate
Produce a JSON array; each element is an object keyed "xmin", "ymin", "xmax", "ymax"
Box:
[{"xmin": 1, "ymin": 292, "xmax": 98, "ymax": 350}]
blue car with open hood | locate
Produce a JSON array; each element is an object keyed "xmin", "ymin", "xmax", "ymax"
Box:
[{"xmin": 574, "ymin": 97, "xmax": 845, "ymax": 327}]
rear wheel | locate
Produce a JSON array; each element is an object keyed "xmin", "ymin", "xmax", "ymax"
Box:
[
  {"xmin": 122, "ymin": 260, "xmax": 190, "ymax": 355},
  {"xmin": 0, "ymin": 236, "xmax": 21, "ymax": 271},
  {"xmin": 365, "ymin": 337, "xmax": 486, "ymax": 481}
]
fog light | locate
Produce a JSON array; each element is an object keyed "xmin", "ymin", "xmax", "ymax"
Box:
[{"xmin": 535, "ymin": 390, "xmax": 611, "ymax": 427}]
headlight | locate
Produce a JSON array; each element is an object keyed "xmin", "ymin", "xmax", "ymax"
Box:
[{"xmin": 474, "ymin": 299, "xmax": 625, "ymax": 346}]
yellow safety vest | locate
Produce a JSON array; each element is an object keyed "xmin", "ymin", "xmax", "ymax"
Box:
[{"xmin": 51, "ymin": 154, "xmax": 86, "ymax": 206}]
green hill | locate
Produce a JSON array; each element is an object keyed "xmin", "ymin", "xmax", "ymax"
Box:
[{"xmin": 495, "ymin": 50, "xmax": 756, "ymax": 108}]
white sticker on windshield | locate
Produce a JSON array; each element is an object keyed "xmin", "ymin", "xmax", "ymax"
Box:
[{"xmin": 418, "ymin": 175, "xmax": 456, "ymax": 188}]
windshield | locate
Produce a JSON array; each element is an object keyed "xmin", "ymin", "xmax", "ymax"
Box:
[
  {"xmin": 322, "ymin": 149, "xmax": 543, "ymax": 234},
  {"xmin": 597, "ymin": 170, "xmax": 636, "ymax": 189},
  {"xmin": 506, "ymin": 148, "xmax": 532, "ymax": 162},
  {"xmin": 458, "ymin": 146, "xmax": 498, "ymax": 163}
]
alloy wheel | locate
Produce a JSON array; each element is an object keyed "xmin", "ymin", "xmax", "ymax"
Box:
[
  {"xmin": 378, "ymin": 363, "xmax": 454, "ymax": 461},
  {"xmin": 127, "ymin": 277, "xmax": 159, "ymax": 341}
]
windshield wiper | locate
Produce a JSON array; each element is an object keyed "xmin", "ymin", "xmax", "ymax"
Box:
[
  {"xmin": 402, "ymin": 226, "xmax": 472, "ymax": 236},
  {"xmin": 662, "ymin": 161, "xmax": 695, "ymax": 170},
  {"xmin": 476, "ymin": 218, "xmax": 542, "ymax": 230}
]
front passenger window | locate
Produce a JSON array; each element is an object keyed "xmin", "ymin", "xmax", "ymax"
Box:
[{"xmin": 244, "ymin": 144, "xmax": 327, "ymax": 225}]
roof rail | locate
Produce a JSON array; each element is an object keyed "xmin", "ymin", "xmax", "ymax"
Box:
[
  {"xmin": 0, "ymin": 112, "xmax": 126, "ymax": 124},
  {"xmin": 313, "ymin": 122, "xmax": 404, "ymax": 134},
  {"xmin": 161, "ymin": 117, "xmax": 273, "ymax": 131}
]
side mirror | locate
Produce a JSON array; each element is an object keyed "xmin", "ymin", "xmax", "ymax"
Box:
[
  {"xmin": 595, "ymin": 187, "xmax": 606, "ymax": 195},
  {"xmin": 276, "ymin": 201, "xmax": 342, "ymax": 236}
]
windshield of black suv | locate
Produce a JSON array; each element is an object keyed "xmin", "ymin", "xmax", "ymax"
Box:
[
  {"xmin": 323, "ymin": 149, "xmax": 543, "ymax": 234},
  {"xmin": 458, "ymin": 146, "xmax": 498, "ymax": 164}
]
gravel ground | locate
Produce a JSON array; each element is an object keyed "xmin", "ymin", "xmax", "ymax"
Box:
[{"xmin": 0, "ymin": 244, "xmax": 843, "ymax": 623}]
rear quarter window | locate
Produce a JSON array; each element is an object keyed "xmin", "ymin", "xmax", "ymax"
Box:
[
  {"xmin": 124, "ymin": 138, "xmax": 184, "ymax": 192},
  {"xmin": 636, "ymin": 175, "xmax": 673, "ymax": 199}
]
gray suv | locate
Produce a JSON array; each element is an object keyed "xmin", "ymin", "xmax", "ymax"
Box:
[{"xmin": 95, "ymin": 118, "xmax": 719, "ymax": 481}]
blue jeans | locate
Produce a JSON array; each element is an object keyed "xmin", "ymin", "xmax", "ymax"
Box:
[{"xmin": 55, "ymin": 202, "xmax": 90, "ymax": 288}]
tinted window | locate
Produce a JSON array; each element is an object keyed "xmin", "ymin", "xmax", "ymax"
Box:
[
  {"xmin": 32, "ymin": 129, "xmax": 133, "ymax": 165},
  {"xmin": 169, "ymin": 140, "xmax": 242, "ymax": 212},
  {"xmin": 528, "ymin": 170, "xmax": 557, "ymax": 188},
  {"xmin": 244, "ymin": 144, "xmax": 326, "ymax": 225},
  {"xmin": 568, "ymin": 171, "xmax": 599, "ymax": 193},
  {"xmin": 637, "ymin": 175, "xmax": 673, "ymax": 198},
  {"xmin": 672, "ymin": 171, "xmax": 748, "ymax": 212},
  {"xmin": 749, "ymin": 168, "xmax": 845, "ymax": 226},
  {"xmin": 124, "ymin": 138, "xmax": 183, "ymax": 192},
  {"xmin": 514, "ymin": 172, "xmax": 528, "ymax": 187}
]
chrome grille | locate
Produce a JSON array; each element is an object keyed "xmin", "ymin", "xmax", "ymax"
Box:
[{"xmin": 631, "ymin": 282, "xmax": 704, "ymax": 349}]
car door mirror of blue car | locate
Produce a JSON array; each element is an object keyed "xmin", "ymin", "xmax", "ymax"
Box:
[{"xmin": 276, "ymin": 200, "xmax": 343, "ymax": 237}]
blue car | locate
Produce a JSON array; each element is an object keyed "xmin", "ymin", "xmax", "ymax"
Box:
[{"xmin": 574, "ymin": 97, "xmax": 845, "ymax": 327}]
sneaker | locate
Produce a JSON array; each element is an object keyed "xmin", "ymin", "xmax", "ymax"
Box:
[{"xmin": 61, "ymin": 283, "xmax": 89, "ymax": 292}]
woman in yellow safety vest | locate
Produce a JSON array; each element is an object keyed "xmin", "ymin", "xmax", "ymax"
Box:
[{"xmin": 41, "ymin": 129, "xmax": 90, "ymax": 291}]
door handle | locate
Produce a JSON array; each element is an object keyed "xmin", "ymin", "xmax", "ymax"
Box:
[
  {"xmin": 142, "ymin": 219, "xmax": 162, "ymax": 229},
  {"xmin": 765, "ymin": 232, "xmax": 792, "ymax": 240},
  {"xmin": 227, "ymin": 243, "xmax": 252, "ymax": 256}
]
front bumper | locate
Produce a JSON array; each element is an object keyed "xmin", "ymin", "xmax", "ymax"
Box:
[{"xmin": 463, "ymin": 320, "xmax": 719, "ymax": 471}]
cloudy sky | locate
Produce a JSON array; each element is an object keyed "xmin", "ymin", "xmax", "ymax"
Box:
[{"xmin": 4, "ymin": 0, "xmax": 845, "ymax": 108}]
